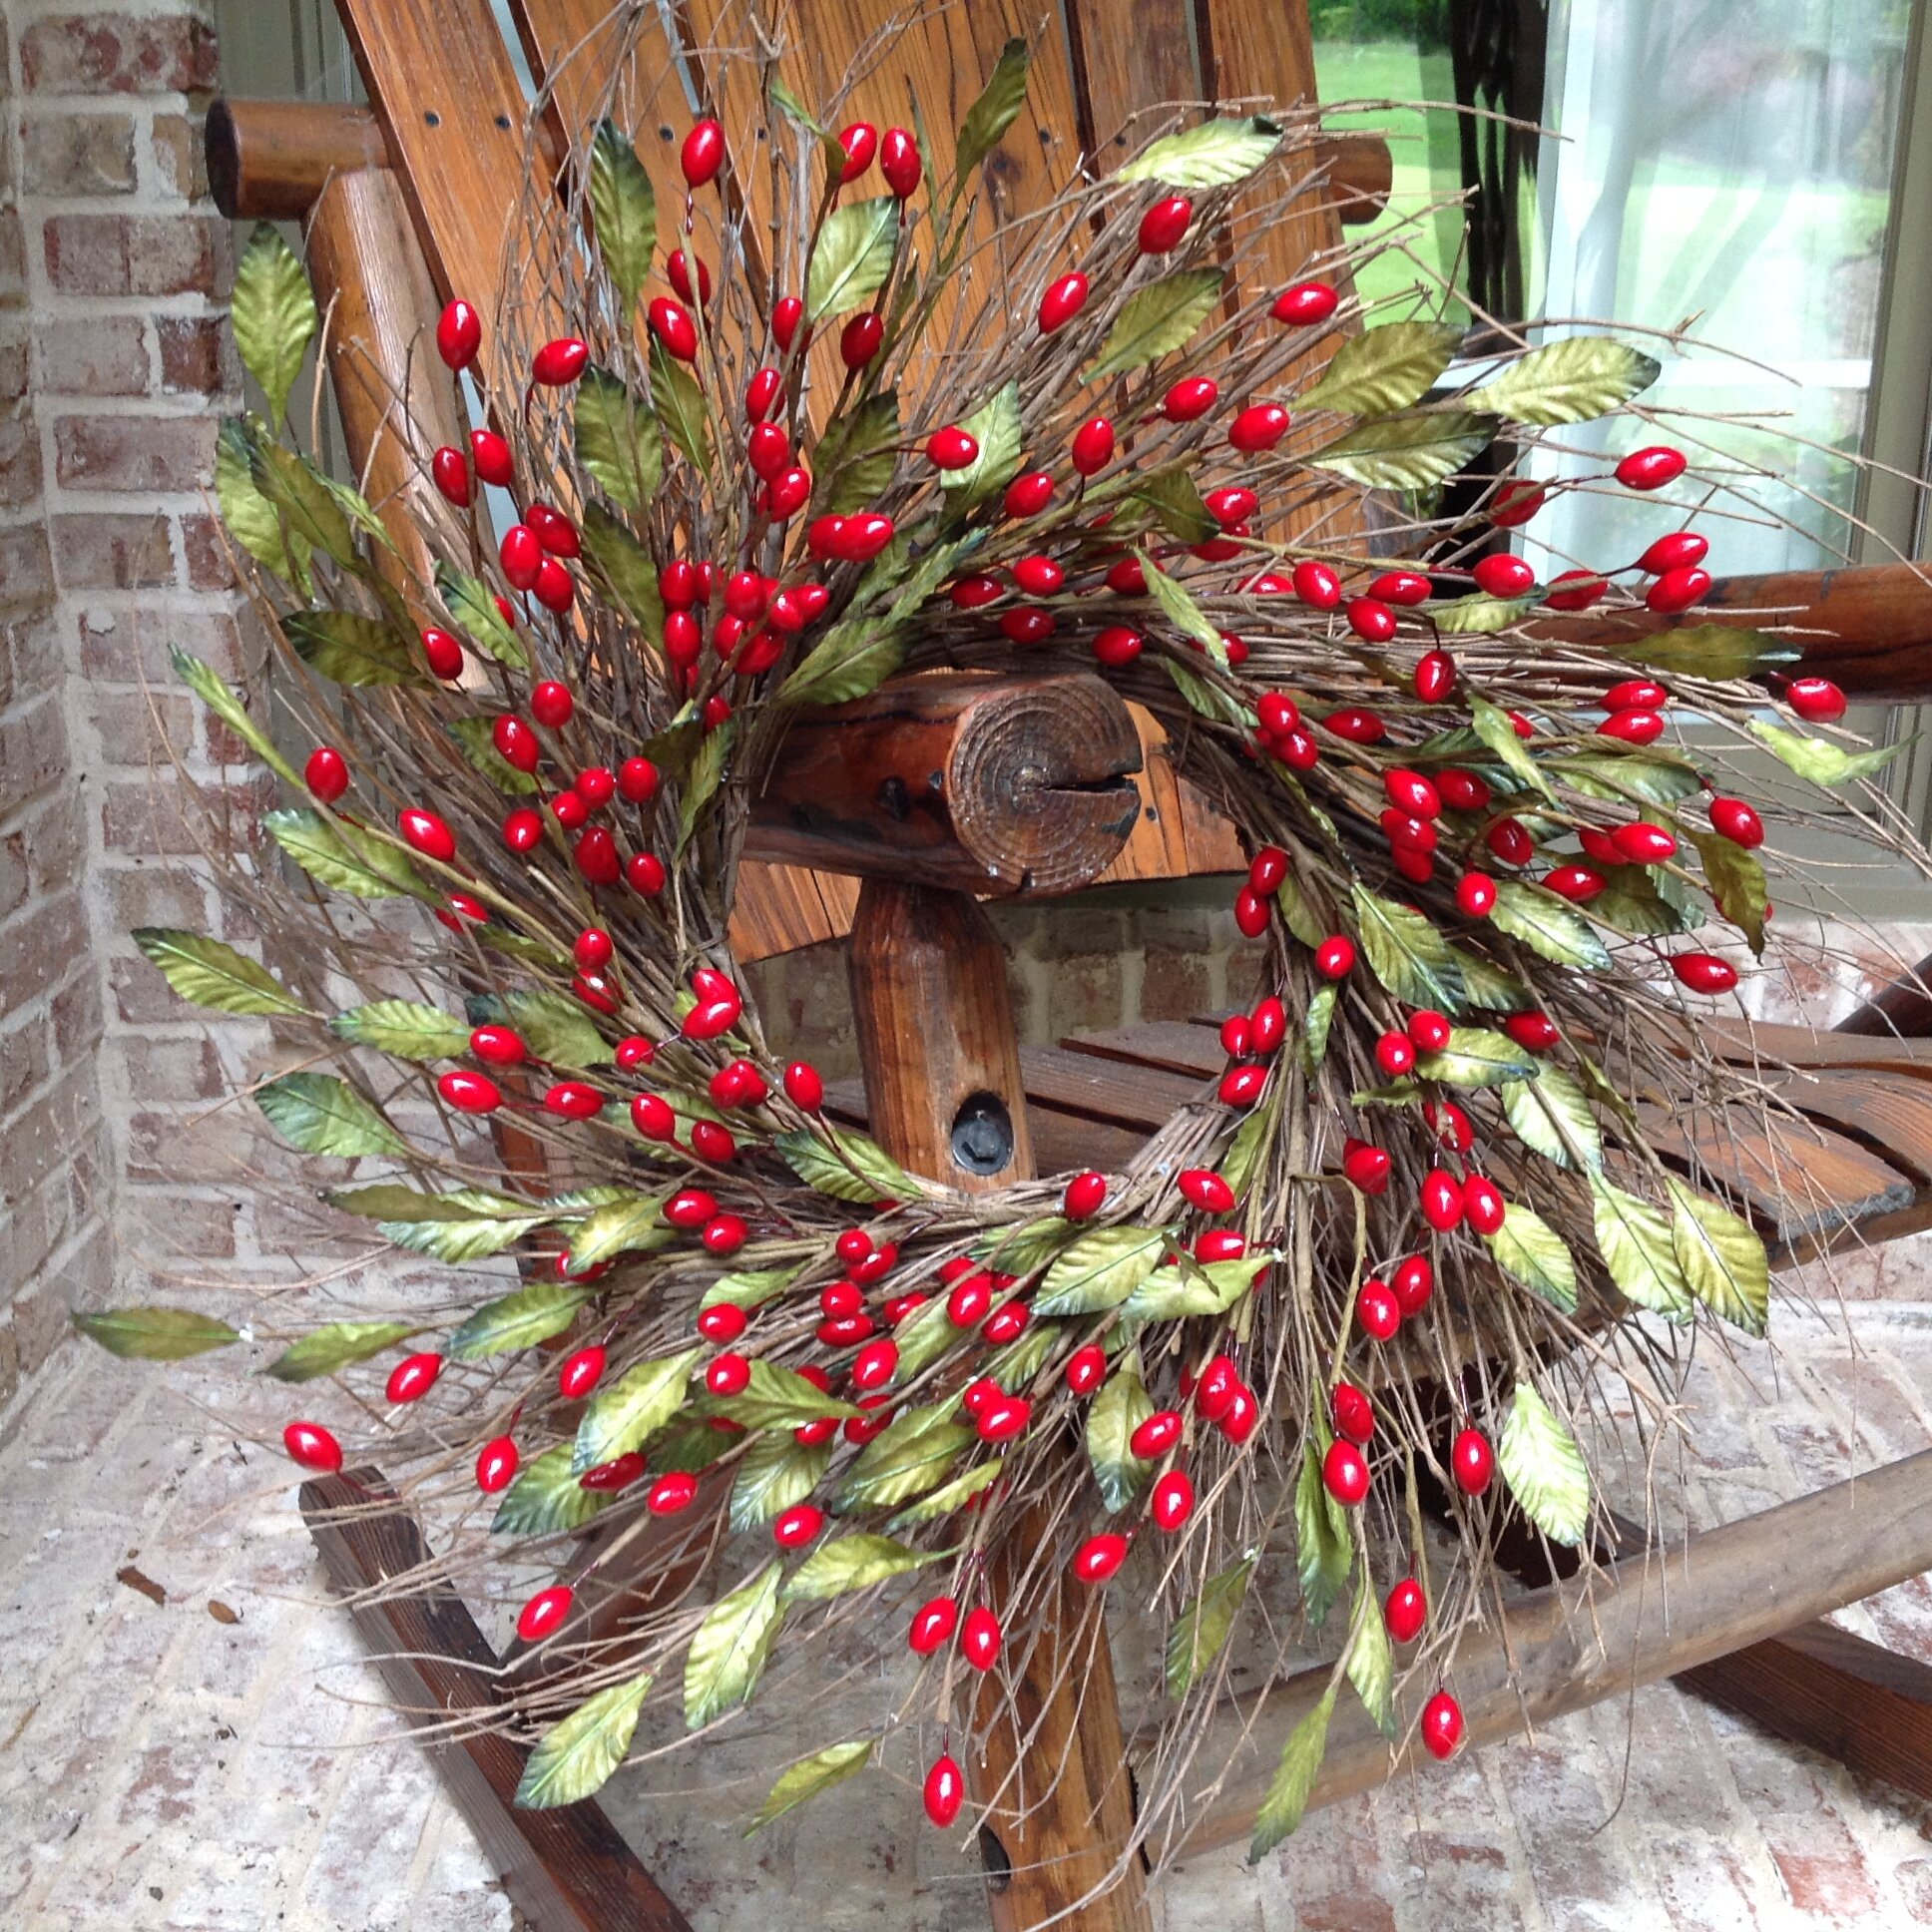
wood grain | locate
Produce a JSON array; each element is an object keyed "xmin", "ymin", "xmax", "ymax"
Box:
[
  {"xmin": 299, "ymin": 1467, "xmax": 692, "ymax": 1932},
  {"xmin": 207, "ymin": 98, "xmax": 391, "ymax": 220}
]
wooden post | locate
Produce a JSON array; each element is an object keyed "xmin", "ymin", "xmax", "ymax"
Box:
[{"xmin": 847, "ymin": 878, "xmax": 1152, "ymax": 1930}]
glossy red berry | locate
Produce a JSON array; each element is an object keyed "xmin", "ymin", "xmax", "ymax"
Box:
[
  {"xmin": 1272, "ymin": 279, "xmax": 1338, "ymax": 324},
  {"xmin": 517, "ymin": 1584, "xmax": 573, "ymax": 1643},
  {"xmin": 1422, "ymin": 1690, "xmax": 1465, "ymax": 1759},
  {"xmin": 1473, "ymin": 553, "xmax": 1535, "ymax": 597},
  {"xmin": 1129, "ymin": 1409, "xmax": 1183, "ymax": 1460},
  {"xmin": 1150, "ymin": 1468, "xmax": 1195, "ymax": 1532},
  {"xmin": 1219, "ymin": 1383, "xmax": 1260, "ymax": 1444},
  {"xmin": 839, "ymin": 310, "xmax": 884, "ymax": 369},
  {"xmin": 681, "ymin": 119, "xmax": 724, "ymax": 187},
  {"xmin": 1331, "ymin": 1381, "xmax": 1374, "ymax": 1444},
  {"xmin": 1343, "ymin": 1140, "xmax": 1390, "ymax": 1196},
  {"xmin": 1708, "ymin": 796, "xmax": 1764, "ymax": 848},
  {"xmin": 298, "ymin": 744, "xmax": 348, "ymax": 804},
  {"xmin": 1786, "ymin": 675, "xmax": 1846, "ymax": 723},
  {"xmin": 1544, "ymin": 568, "xmax": 1607, "ymax": 612},
  {"xmin": 647, "ymin": 1471, "xmax": 698, "ymax": 1514},
  {"xmin": 431, "ymin": 444, "xmax": 472, "ymax": 506},
  {"xmin": 1061, "ymin": 1170, "xmax": 1109, "ymax": 1221},
  {"xmin": 1638, "ymin": 531, "xmax": 1707, "ymax": 574},
  {"xmin": 1392, "ymin": 1253, "xmax": 1434, "ymax": 1317},
  {"xmin": 1356, "ymin": 1277, "xmax": 1401, "ymax": 1341},
  {"xmin": 1344, "ymin": 596, "xmax": 1394, "ymax": 643},
  {"xmin": 1179, "ymin": 1168, "xmax": 1235, "ymax": 1213},
  {"xmin": 1407, "ymin": 1010, "xmax": 1452, "ymax": 1056},
  {"xmin": 1384, "ymin": 1575, "xmax": 1427, "ymax": 1644},
  {"xmin": 385, "ymin": 1351, "xmax": 442, "ymax": 1404},
  {"xmin": 435, "ymin": 298, "xmax": 481, "ymax": 371},
  {"xmin": 1072, "ymin": 416, "xmax": 1116, "ymax": 475},
  {"xmin": 1315, "ymin": 934, "xmax": 1355, "ymax": 980},
  {"xmin": 556, "ymin": 1345, "xmax": 606, "ymax": 1401},
  {"xmin": 421, "ymin": 627, "xmax": 465, "ymax": 681},
  {"xmin": 1139, "ymin": 195, "xmax": 1193, "ymax": 252},
  {"xmin": 909, "ymin": 1596, "xmax": 958, "ymax": 1656},
  {"xmin": 531, "ymin": 337, "xmax": 589, "ymax": 386},
  {"xmin": 1421, "ymin": 1169, "xmax": 1464, "ymax": 1233},
  {"xmin": 1452, "ymin": 1426, "xmax": 1494, "ymax": 1494},
  {"xmin": 438, "ymin": 1069, "xmax": 502, "ymax": 1114},
  {"xmin": 531, "ymin": 679, "xmax": 574, "ymax": 727},
  {"xmin": 1287, "ymin": 559, "xmax": 1339, "ymax": 610},
  {"xmin": 927, "ymin": 424, "xmax": 980, "ymax": 471},
  {"xmin": 1462, "ymin": 1175, "xmax": 1506, "ymax": 1236},
  {"xmin": 1039, "ymin": 271, "xmax": 1089, "ymax": 333},
  {"xmin": 1673, "ymin": 951, "xmax": 1740, "ymax": 994},
  {"xmin": 698, "ymin": 1302, "xmax": 747, "ymax": 1345},
  {"xmin": 1323, "ymin": 1438, "xmax": 1370, "ymax": 1506},
  {"xmin": 1647, "ymin": 565, "xmax": 1709, "ymax": 615},
  {"xmin": 773, "ymin": 1503, "xmax": 824, "ymax": 1548},
  {"xmin": 924, "ymin": 1754, "xmax": 965, "ymax": 1827},
  {"xmin": 771, "ymin": 293, "xmax": 805, "ymax": 353},
  {"xmin": 1164, "ymin": 375, "xmax": 1219, "ymax": 420},
  {"xmin": 976, "ymin": 1395, "xmax": 1032, "ymax": 1444},
  {"xmin": 1074, "ymin": 1533, "xmax": 1129, "ymax": 1584},
  {"xmin": 836, "ymin": 120, "xmax": 878, "ymax": 182},
  {"xmin": 961, "ymin": 1604, "xmax": 1002, "ymax": 1670},
  {"xmin": 881, "ymin": 127, "xmax": 921, "ymax": 198},
  {"xmin": 469, "ymin": 429, "xmax": 513, "ymax": 489},
  {"xmin": 1065, "ymin": 1343, "xmax": 1108, "ymax": 1395},
  {"xmin": 1325, "ymin": 708, "xmax": 1386, "ymax": 744},
  {"xmin": 1615, "ymin": 445, "xmax": 1687, "ymax": 491},
  {"xmin": 1492, "ymin": 478, "xmax": 1546, "ymax": 527},
  {"xmin": 1229, "ymin": 403, "xmax": 1289, "ymax": 452},
  {"xmin": 1374, "ymin": 1031, "xmax": 1416, "ymax": 1080},
  {"xmin": 282, "ymin": 1420, "xmax": 342, "ymax": 1473},
  {"xmin": 1412, "ymin": 648, "xmax": 1456, "ymax": 704},
  {"xmin": 475, "ymin": 1435, "xmax": 519, "ymax": 1493}
]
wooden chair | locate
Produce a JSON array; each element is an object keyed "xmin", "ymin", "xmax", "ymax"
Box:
[{"xmin": 212, "ymin": 2, "xmax": 1932, "ymax": 1926}]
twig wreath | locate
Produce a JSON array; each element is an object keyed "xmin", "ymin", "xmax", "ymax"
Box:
[{"xmin": 79, "ymin": 5, "xmax": 1929, "ymax": 1898}]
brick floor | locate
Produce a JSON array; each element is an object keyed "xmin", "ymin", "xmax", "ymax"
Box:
[{"xmin": 6, "ymin": 1251, "xmax": 1932, "ymax": 1930}]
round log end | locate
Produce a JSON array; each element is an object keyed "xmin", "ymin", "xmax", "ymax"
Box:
[{"xmin": 947, "ymin": 673, "xmax": 1143, "ymax": 894}]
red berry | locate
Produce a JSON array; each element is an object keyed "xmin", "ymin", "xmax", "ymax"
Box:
[
  {"xmin": 1422, "ymin": 1690, "xmax": 1465, "ymax": 1759},
  {"xmin": 1179, "ymin": 1168, "xmax": 1235, "ymax": 1213},
  {"xmin": 1290, "ymin": 559, "xmax": 1341, "ymax": 610},
  {"xmin": 1673, "ymin": 951, "xmax": 1739, "ymax": 994},
  {"xmin": 526, "ymin": 502, "xmax": 580, "ymax": 558},
  {"xmin": 778, "ymin": 1061, "xmax": 824, "ymax": 1113},
  {"xmin": 881, "ymin": 127, "xmax": 921, "ymax": 198},
  {"xmin": 1039, "ymin": 271, "xmax": 1089, "ymax": 333},
  {"xmin": 1129, "ymin": 1409, "xmax": 1183, "ymax": 1459},
  {"xmin": 924, "ymin": 1754, "xmax": 965, "ymax": 1827},
  {"xmin": 469, "ymin": 1024, "xmax": 525, "ymax": 1068},
  {"xmin": 439, "ymin": 1069, "xmax": 502, "ymax": 1114},
  {"xmin": 579, "ymin": 1451, "xmax": 646, "ymax": 1492},
  {"xmin": 1164, "ymin": 375, "xmax": 1219, "ymax": 420},
  {"xmin": 698, "ymin": 1302, "xmax": 747, "ymax": 1344},
  {"xmin": 431, "ymin": 445, "xmax": 472, "ymax": 506},
  {"xmin": 1072, "ymin": 416, "xmax": 1116, "ymax": 475},
  {"xmin": 1272, "ymin": 279, "xmax": 1338, "ymax": 324},
  {"xmin": 421, "ymin": 627, "xmax": 465, "ymax": 680},
  {"xmin": 517, "ymin": 1584, "xmax": 573, "ymax": 1642},
  {"xmin": 975, "ymin": 1395, "xmax": 1032, "ymax": 1444},
  {"xmin": 476, "ymin": 1435, "xmax": 519, "ymax": 1492},
  {"xmin": 1408, "ymin": 1010, "xmax": 1452, "ymax": 1055},
  {"xmin": 470, "ymin": 428, "xmax": 513, "ymax": 487},
  {"xmin": 531, "ymin": 337, "xmax": 589, "ymax": 386},
  {"xmin": 1342, "ymin": 1139, "xmax": 1390, "ymax": 1196},
  {"xmin": 1615, "ymin": 445, "xmax": 1687, "ymax": 491},
  {"xmin": 1383, "ymin": 1575, "xmax": 1427, "ymax": 1644},
  {"xmin": 1219, "ymin": 1383, "xmax": 1260, "ymax": 1443},
  {"xmin": 1063, "ymin": 1171, "xmax": 1108, "ymax": 1220},
  {"xmin": 852, "ymin": 1337, "xmax": 898, "ymax": 1391},
  {"xmin": 839, "ymin": 310, "xmax": 883, "ymax": 369},
  {"xmin": 706, "ymin": 1351, "xmax": 750, "ymax": 1398},
  {"xmin": 1544, "ymin": 568, "xmax": 1606, "ymax": 612},
  {"xmin": 1467, "ymin": 552, "xmax": 1531, "ymax": 598},
  {"xmin": 531, "ymin": 680, "xmax": 574, "ymax": 728},
  {"xmin": 1066, "ymin": 1344, "xmax": 1108, "ymax": 1396},
  {"xmin": 1229, "ymin": 403, "xmax": 1290, "ymax": 451},
  {"xmin": 1323, "ymin": 1438, "xmax": 1369, "ymax": 1506},
  {"xmin": 772, "ymin": 294, "xmax": 805, "ymax": 351},
  {"xmin": 282, "ymin": 1420, "xmax": 342, "ymax": 1473},
  {"xmin": 558, "ymin": 1344, "xmax": 606, "ymax": 1400},
  {"xmin": 1708, "ymin": 796, "xmax": 1763, "ymax": 848},
  {"xmin": 1011, "ymin": 554, "xmax": 1064, "ymax": 598},
  {"xmin": 1647, "ymin": 565, "xmax": 1709, "ymax": 615},
  {"xmin": 666, "ymin": 247, "xmax": 713, "ymax": 308},
  {"xmin": 1787, "ymin": 676, "xmax": 1846, "ymax": 723},
  {"xmin": 1413, "ymin": 649, "xmax": 1456, "ymax": 704},
  {"xmin": 648, "ymin": 1471, "xmax": 698, "ymax": 1514},
  {"xmin": 1332, "ymin": 1381, "xmax": 1374, "ymax": 1444},
  {"xmin": 1093, "ymin": 624, "xmax": 1142, "ymax": 668},
  {"xmin": 627, "ymin": 851, "xmax": 667, "ymax": 896},
  {"xmin": 1375, "ymin": 1031, "xmax": 1415, "ymax": 1079},
  {"xmin": 681, "ymin": 119, "xmax": 724, "ymax": 186},
  {"xmin": 1073, "ymin": 1533, "xmax": 1129, "ymax": 1584},
  {"xmin": 961, "ymin": 1605, "xmax": 1002, "ymax": 1670},
  {"xmin": 301, "ymin": 745, "xmax": 348, "ymax": 804},
  {"xmin": 1139, "ymin": 196, "xmax": 1193, "ymax": 252},
  {"xmin": 1315, "ymin": 934, "xmax": 1355, "ymax": 980},
  {"xmin": 909, "ymin": 1596, "xmax": 958, "ymax": 1656},
  {"xmin": 435, "ymin": 298, "xmax": 481, "ymax": 371},
  {"xmin": 1452, "ymin": 1426, "xmax": 1494, "ymax": 1494},
  {"xmin": 1544, "ymin": 864, "xmax": 1606, "ymax": 903},
  {"xmin": 1492, "ymin": 479, "xmax": 1546, "ymax": 527},
  {"xmin": 1503, "ymin": 1011, "xmax": 1560, "ymax": 1053},
  {"xmin": 1324, "ymin": 708, "xmax": 1386, "ymax": 744},
  {"xmin": 836, "ymin": 121, "xmax": 878, "ymax": 182},
  {"xmin": 1638, "ymin": 531, "xmax": 1707, "ymax": 574},
  {"xmin": 773, "ymin": 1503, "xmax": 824, "ymax": 1548},
  {"xmin": 1357, "ymin": 1277, "xmax": 1401, "ymax": 1341},
  {"xmin": 1152, "ymin": 1469, "xmax": 1195, "ymax": 1531},
  {"xmin": 1421, "ymin": 1169, "xmax": 1464, "ymax": 1233},
  {"xmin": 1392, "ymin": 1253, "xmax": 1434, "ymax": 1317},
  {"xmin": 928, "ymin": 425, "xmax": 980, "ymax": 470}
]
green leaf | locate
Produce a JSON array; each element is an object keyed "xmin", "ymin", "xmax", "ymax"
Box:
[
  {"xmin": 246, "ymin": 439, "xmax": 355, "ymax": 570},
  {"xmin": 447, "ymin": 715, "xmax": 541, "ymax": 796},
  {"xmin": 1123, "ymin": 465, "xmax": 1217, "ymax": 543},
  {"xmin": 976, "ymin": 1215, "xmax": 1077, "ymax": 1275},
  {"xmin": 1301, "ymin": 320, "xmax": 1462, "ymax": 415},
  {"xmin": 1343, "ymin": 1573, "xmax": 1396, "ymax": 1736},
  {"xmin": 1501, "ymin": 1069, "xmax": 1603, "ymax": 1171},
  {"xmin": 567, "ymin": 1192, "xmax": 672, "ymax": 1272},
  {"xmin": 1352, "ymin": 886, "xmax": 1465, "ymax": 1013},
  {"xmin": 1415, "ymin": 1026, "xmax": 1538, "ymax": 1088},
  {"xmin": 718, "ymin": 1359, "xmax": 862, "ymax": 1432},
  {"xmin": 730, "ymin": 1433, "xmax": 833, "ymax": 1531},
  {"xmin": 806, "ymin": 196, "xmax": 898, "ymax": 321},
  {"xmin": 1302, "ymin": 983, "xmax": 1338, "ymax": 1072},
  {"xmin": 573, "ymin": 1349, "xmax": 701, "ymax": 1472},
  {"xmin": 171, "ymin": 644, "xmax": 304, "ymax": 786},
  {"xmin": 1086, "ymin": 269, "xmax": 1223, "ymax": 381},
  {"xmin": 783, "ymin": 1534, "xmax": 941, "ymax": 1603},
  {"xmin": 329, "ymin": 999, "xmax": 468, "ymax": 1061},
  {"xmin": 1485, "ymin": 1202, "xmax": 1578, "ymax": 1311},
  {"xmin": 955, "ymin": 37, "xmax": 1030, "ymax": 180},
  {"xmin": 779, "ymin": 614, "xmax": 906, "ymax": 709},
  {"xmin": 216, "ymin": 418, "xmax": 303, "ymax": 588},
  {"xmin": 1548, "ymin": 745, "xmax": 1703, "ymax": 806},
  {"xmin": 650, "ymin": 338, "xmax": 712, "ymax": 472},
  {"xmin": 329, "ymin": 1179, "xmax": 530, "ymax": 1219},
  {"xmin": 1489, "ymin": 881, "xmax": 1613, "ymax": 972},
  {"xmin": 73, "ymin": 1306, "xmax": 241, "ymax": 1361},
  {"xmin": 1085, "ymin": 1353, "xmax": 1155, "ymax": 1511},
  {"xmin": 471, "ymin": 990, "xmax": 608, "ymax": 1069},
  {"xmin": 133, "ymin": 928, "xmax": 307, "ymax": 1018},
  {"xmin": 1274, "ymin": 871, "xmax": 1325, "ymax": 948},
  {"xmin": 891, "ymin": 1291, "xmax": 967, "ymax": 1382},
  {"xmin": 1690, "ymin": 828, "xmax": 1768, "ymax": 956},
  {"xmin": 687, "ymin": 1563, "xmax": 785, "ymax": 1728},
  {"xmin": 449, "ymin": 1281, "xmax": 589, "ymax": 1360},
  {"xmin": 1164, "ymin": 653, "xmax": 1249, "ymax": 725},
  {"xmin": 1165, "ymin": 1557, "xmax": 1253, "ymax": 1697},
  {"xmin": 284, "ymin": 610, "xmax": 423, "ymax": 687},
  {"xmin": 1469, "ymin": 691, "xmax": 1555, "ymax": 802},
  {"xmin": 515, "ymin": 1674, "xmax": 651, "ymax": 1809},
  {"xmin": 1469, "ymin": 335, "xmax": 1660, "ymax": 425},
  {"xmin": 435, "ymin": 562, "xmax": 529, "ymax": 671},
  {"xmin": 1588, "ymin": 863, "xmax": 1696, "ymax": 937},
  {"xmin": 1294, "ymin": 1442, "xmax": 1352, "ymax": 1626},
  {"xmin": 588, "ymin": 121, "xmax": 656, "ymax": 313},
  {"xmin": 1667, "ymin": 1179, "xmax": 1769, "ymax": 1335},
  {"xmin": 775, "ymin": 1128, "xmax": 919, "ymax": 1205},
  {"xmin": 1222, "ymin": 1106, "xmax": 1272, "ymax": 1198},
  {"xmin": 941, "ymin": 380, "xmax": 1024, "ymax": 509},
  {"xmin": 1498, "ymin": 1382, "xmax": 1591, "ymax": 1546},
  {"xmin": 701, "ymin": 1263, "xmax": 807, "ymax": 1314},
  {"xmin": 813, "ymin": 391, "xmax": 900, "ymax": 516},
  {"xmin": 885, "ymin": 1458, "xmax": 1002, "ymax": 1531},
  {"xmin": 256, "ymin": 1072, "xmax": 406, "ymax": 1159},
  {"xmin": 1617, "ymin": 624, "xmax": 1797, "ymax": 681},
  {"xmin": 1433, "ymin": 592, "xmax": 1534, "ymax": 636},
  {"xmin": 1250, "ymin": 1682, "xmax": 1335, "ymax": 1859},
  {"xmin": 1120, "ymin": 114, "xmax": 1280, "ymax": 189},
  {"xmin": 491, "ymin": 1443, "xmax": 610, "ymax": 1535},
  {"xmin": 747, "ymin": 1739, "xmax": 872, "ymax": 1834},
  {"xmin": 1308, "ymin": 411, "xmax": 1493, "ymax": 491},
  {"xmin": 1122, "ymin": 1254, "xmax": 1267, "ymax": 1322},
  {"xmin": 1589, "ymin": 1174, "xmax": 1692, "ymax": 1320},
  {"xmin": 836, "ymin": 1402, "xmax": 973, "ymax": 1512},
  {"xmin": 1751, "ymin": 721, "xmax": 1902, "ymax": 788},
  {"xmin": 576, "ymin": 368, "xmax": 664, "ymax": 514},
  {"xmin": 1142, "ymin": 552, "xmax": 1226, "ymax": 655},
  {"xmin": 1035, "ymin": 1225, "xmax": 1170, "ymax": 1317},
  {"xmin": 1453, "ymin": 948, "xmax": 1535, "ymax": 1012},
  {"xmin": 265, "ymin": 1320, "xmax": 414, "ymax": 1383},
  {"xmin": 233, "ymin": 222, "xmax": 317, "ymax": 423}
]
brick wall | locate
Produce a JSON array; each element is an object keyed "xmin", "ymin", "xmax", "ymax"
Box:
[{"xmin": 1, "ymin": 0, "xmax": 255, "ymax": 1417}]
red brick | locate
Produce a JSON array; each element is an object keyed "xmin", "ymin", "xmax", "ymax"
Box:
[
  {"xmin": 181, "ymin": 511, "xmax": 239, "ymax": 591},
  {"xmin": 102, "ymin": 860, "xmax": 212, "ymax": 932},
  {"xmin": 20, "ymin": 787, "xmax": 86, "ymax": 892},
  {"xmin": 44, "ymin": 212, "xmax": 222, "ymax": 297},
  {"xmin": 0, "ymin": 525, "xmax": 55, "ymax": 616},
  {"xmin": 157, "ymin": 314, "xmax": 235, "ymax": 397},
  {"xmin": 52, "ymin": 970, "xmax": 104, "ymax": 1066},
  {"xmin": 0, "ymin": 1013, "xmax": 55, "ymax": 1119},
  {"xmin": 92, "ymin": 686, "xmax": 191, "ymax": 765},
  {"xmin": 0, "ymin": 895, "xmax": 89, "ymax": 1012},
  {"xmin": 80, "ymin": 604, "xmax": 247, "ymax": 683},
  {"xmin": 110, "ymin": 1034, "xmax": 225, "ymax": 1103},
  {"xmin": 0, "ymin": 414, "xmax": 43, "ymax": 508},
  {"xmin": 101, "ymin": 774, "xmax": 200, "ymax": 856},
  {"xmin": 48, "ymin": 510, "xmax": 175, "ymax": 590},
  {"xmin": 120, "ymin": 1186, "xmax": 237, "ymax": 1261},
  {"xmin": 37, "ymin": 315, "xmax": 149, "ymax": 396},
  {"xmin": 0, "ymin": 692, "xmax": 71, "ymax": 804},
  {"xmin": 150, "ymin": 111, "xmax": 208, "ymax": 200},
  {"xmin": 0, "ymin": 209, "xmax": 25, "ymax": 304},
  {"xmin": 0, "ymin": 832, "xmax": 27, "ymax": 921},
  {"xmin": 19, "ymin": 109, "xmax": 137, "ymax": 194},
  {"xmin": 20, "ymin": 14, "xmax": 221, "ymax": 96},
  {"xmin": 54, "ymin": 413, "xmax": 216, "ymax": 493},
  {"xmin": 0, "ymin": 327, "xmax": 29, "ymax": 405}
]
